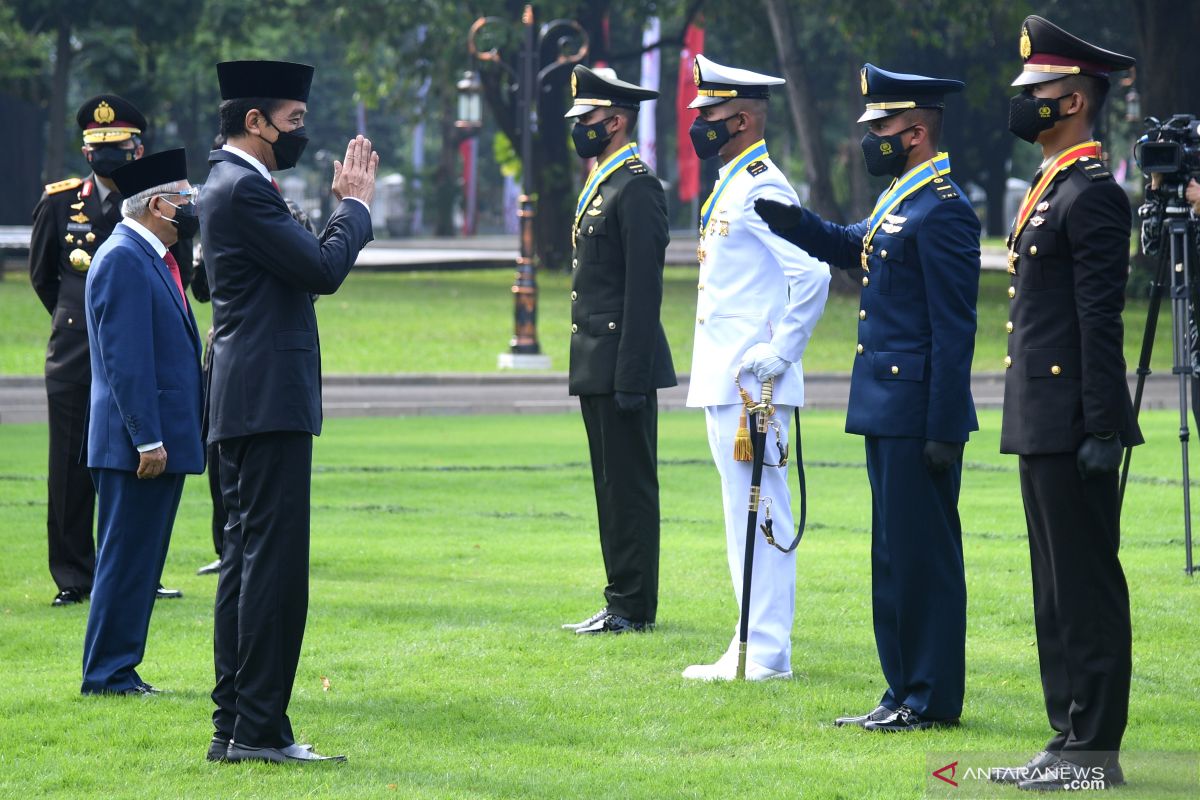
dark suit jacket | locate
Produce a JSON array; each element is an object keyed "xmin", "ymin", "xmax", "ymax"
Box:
[
  {"xmin": 30, "ymin": 176, "xmax": 119, "ymax": 385},
  {"xmin": 781, "ymin": 176, "xmax": 981, "ymax": 442},
  {"xmin": 84, "ymin": 223, "xmax": 205, "ymax": 473},
  {"xmin": 1001, "ymin": 159, "xmax": 1143, "ymax": 454},
  {"xmin": 568, "ymin": 159, "xmax": 676, "ymax": 396},
  {"xmin": 200, "ymin": 149, "xmax": 373, "ymax": 442}
]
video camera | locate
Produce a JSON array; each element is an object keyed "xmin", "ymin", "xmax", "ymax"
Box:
[{"xmin": 1135, "ymin": 114, "xmax": 1200, "ymax": 255}]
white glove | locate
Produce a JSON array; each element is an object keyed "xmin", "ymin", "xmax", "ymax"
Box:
[{"xmin": 739, "ymin": 342, "xmax": 790, "ymax": 381}]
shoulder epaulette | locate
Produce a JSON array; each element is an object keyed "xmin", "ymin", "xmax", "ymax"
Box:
[
  {"xmin": 747, "ymin": 160, "xmax": 768, "ymax": 177},
  {"xmin": 626, "ymin": 159, "xmax": 648, "ymax": 175},
  {"xmin": 1077, "ymin": 158, "xmax": 1112, "ymax": 181},
  {"xmin": 931, "ymin": 177, "xmax": 959, "ymax": 201},
  {"xmin": 45, "ymin": 177, "xmax": 82, "ymax": 195}
]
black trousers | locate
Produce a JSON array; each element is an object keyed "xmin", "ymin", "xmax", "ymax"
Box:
[
  {"xmin": 578, "ymin": 393, "xmax": 660, "ymax": 623},
  {"xmin": 1019, "ymin": 454, "xmax": 1131, "ymax": 759},
  {"xmin": 45, "ymin": 378, "xmax": 95, "ymax": 592},
  {"xmin": 206, "ymin": 440, "xmax": 225, "ymax": 557},
  {"xmin": 212, "ymin": 431, "xmax": 312, "ymax": 748}
]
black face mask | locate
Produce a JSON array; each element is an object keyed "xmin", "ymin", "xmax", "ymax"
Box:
[
  {"xmin": 263, "ymin": 118, "xmax": 308, "ymax": 170},
  {"xmin": 860, "ymin": 126, "xmax": 916, "ymax": 178},
  {"xmin": 160, "ymin": 198, "xmax": 200, "ymax": 240},
  {"xmin": 89, "ymin": 145, "xmax": 136, "ymax": 178},
  {"xmin": 689, "ymin": 114, "xmax": 736, "ymax": 160},
  {"xmin": 1008, "ymin": 91, "xmax": 1073, "ymax": 144},
  {"xmin": 571, "ymin": 117, "xmax": 613, "ymax": 159}
]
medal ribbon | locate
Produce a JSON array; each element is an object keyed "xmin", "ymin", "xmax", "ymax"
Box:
[
  {"xmin": 575, "ymin": 143, "xmax": 640, "ymax": 229},
  {"xmin": 700, "ymin": 140, "xmax": 769, "ymax": 235},
  {"xmin": 1011, "ymin": 140, "xmax": 1101, "ymax": 243},
  {"xmin": 863, "ymin": 152, "xmax": 951, "ymax": 249}
]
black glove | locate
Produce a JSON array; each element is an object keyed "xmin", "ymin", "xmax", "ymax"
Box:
[
  {"xmin": 614, "ymin": 391, "xmax": 647, "ymax": 415},
  {"xmin": 754, "ymin": 198, "xmax": 805, "ymax": 234},
  {"xmin": 1077, "ymin": 433, "xmax": 1123, "ymax": 480},
  {"xmin": 923, "ymin": 440, "xmax": 963, "ymax": 473}
]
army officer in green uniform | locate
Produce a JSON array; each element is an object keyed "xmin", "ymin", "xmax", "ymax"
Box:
[{"xmin": 561, "ymin": 65, "xmax": 676, "ymax": 636}]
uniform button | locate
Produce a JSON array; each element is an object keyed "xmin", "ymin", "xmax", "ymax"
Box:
[
  {"xmin": 572, "ymin": 258, "xmax": 578, "ymax": 268},
  {"xmin": 697, "ymin": 283, "xmax": 705, "ymax": 291},
  {"xmin": 571, "ymin": 323, "xmax": 578, "ymax": 333},
  {"xmin": 859, "ymin": 310, "xmax": 867, "ymax": 320},
  {"xmin": 1004, "ymin": 355, "xmax": 1013, "ymax": 369},
  {"xmin": 867, "ymin": 245, "xmax": 874, "ymax": 254},
  {"xmin": 588, "ymin": 225, "xmax": 594, "ymax": 234},
  {"xmin": 856, "ymin": 344, "xmax": 864, "ymax": 355},
  {"xmin": 1029, "ymin": 245, "xmax": 1038, "ymax": 256},
  {"xmin": 698, "ymin": 317, "xmax": 705, "ymax": 325},
  {"xmin": 1079, "ymin": 156, "xmax": 1090, "ymax": 162},
  {"xmin": 570, "ymin": 291, "xmax": 577, "ymax": 301},
  {"xmin": 67, "ymin": 317, "xmax": 74, "ymax": 325},
  {"xmin": 880, "ymin": 249, "xmax": 888, "ymax": 259},
  {"xmin": 891, "ymin": 365, "xmax": 899, "ymax": 375},
  {"xmin": 1006, "ymin": 321, "xmax": 1014, "ymax": 334},
  {"xmin": 1008, "ymin": 286, "xmax": 1016, "ymax": 299},
  {"xmin": 1051, "ymin": 365, "xmax": 1062, "ymax": 376},
  {"xmin": 608, "ymin": 321, "xmax": 616, "ymax": 330},
  {"xmin": 862, "ymin": 276, "xmax": 869, "ymax": 287}
]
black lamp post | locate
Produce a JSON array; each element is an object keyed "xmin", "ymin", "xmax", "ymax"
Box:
[{"xmin": 467, "ymin": 5, "xmax": 587, "ymax": 369}]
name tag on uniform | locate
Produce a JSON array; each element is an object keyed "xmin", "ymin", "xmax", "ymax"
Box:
[{"xmin": 67, "ymin": 223, "xmax": 92, "ymax": 233}]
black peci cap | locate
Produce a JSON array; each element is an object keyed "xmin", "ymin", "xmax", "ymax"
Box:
[
  {"xmin": 217, "ymin": 60, "xmax": 315, "ymax": 101},
  {"xmin": 565, "ymin": 65, "xmax": 658, "ymax": 119},
  {"xmin": 76, "ymin": 94, "xmax": 147, "ymax": 144},
  {"xmin": 857, "ymin": 63, "xmax": 964, "ymax": 122},
  {"xmin": 112, "ymin": 148, "xmax": 188, "ymax": 197},
  {"xmin": 1012, "ymin": 16, "xmax": 1135, "ymax": 87}
]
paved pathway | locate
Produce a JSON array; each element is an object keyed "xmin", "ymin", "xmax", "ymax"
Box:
[{"xmin": 0, "ymin": 372, "xmax": 1185, "ymax": 424}]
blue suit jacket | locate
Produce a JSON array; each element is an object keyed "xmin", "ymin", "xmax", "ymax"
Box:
[
  {"xmin": 199, "ymin": 149, "xmax": 373, "ymax": 442},
  {"xmin": 788, "ymin": 178, "xmax": 980, "ymax": 442},
  {"xmin": 84, "ymin": 224, "xmax": 205, "ymax": 473}
]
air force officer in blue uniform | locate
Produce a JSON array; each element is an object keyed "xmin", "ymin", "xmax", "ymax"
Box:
[
  {"xmin": 201, "ymin": 60, "xmax": 376, "ymax": 764},
  {"xmin": 756, "ymin": 65, "xmax": 980, "ymax": 732},
  {"xmin": 82, "ymin": 149, "xmax": 204, "ymax": 694}
]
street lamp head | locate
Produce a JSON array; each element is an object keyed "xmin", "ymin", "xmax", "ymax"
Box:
[{"xmin": 456, "ymin": 70, "xmax": 483, "ymax": 131}]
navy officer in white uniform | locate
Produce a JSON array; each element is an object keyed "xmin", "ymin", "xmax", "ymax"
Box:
[{"xmin": 682, "ymin": 55, "xmax": 830, "ymax": 682}]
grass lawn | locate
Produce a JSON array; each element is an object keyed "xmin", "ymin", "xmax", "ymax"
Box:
[
  {"xmin": 0, "ymin": 267, "xmax": 1173, "ymax": 377},
  {"xmin": 0, "ymin": 409, "xmax": 1197, "ymax": 798}
]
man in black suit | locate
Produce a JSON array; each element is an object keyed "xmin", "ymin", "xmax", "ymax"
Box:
[
  {"xmin": 560, "ymin": 66, "xmax": 675, "ymax": 636},
  {"xmin": 29, "ymin": 95, "xmax": 184, "ymax": 607},
  {"xmin": 200, "ymin": 60, "xmax": 377, "ymax": 765},
  {"xmin": 989, "ymin": 16, "xmax": 1140, "ymax": 792}
]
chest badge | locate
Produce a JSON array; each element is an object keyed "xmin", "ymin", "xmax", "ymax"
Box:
[
  {"xmin": 586, "ymin": 208, "xmax": 602, "ymax": 216},
  {"xmin": 718, "ymin": 220, "xmax": 730, "ymax": 237},
  {"xmin": 592, "ymin": 196, "xmax": 603, "ymax": 207},
  {"xmin": 70, "ymin": 201, "xmax": 85, "ymax": 211},
  {"xmin": 1036, "ymin": 201, "xmax": 1050, "ymax": 212},
  {"xmin": 70, "ymin": 212, "xmax": 90, "ymax": 224},
  {"xmin": 881, "ymin": 222, "xmax": 903, "ymax": 234},
  {"xmin": 69, "ymin": 248, "xmax": 92, "ymax": 271},
  {"xmin": 1029, "ymin": 216, "xmax": 1046, "ymax": 227}
]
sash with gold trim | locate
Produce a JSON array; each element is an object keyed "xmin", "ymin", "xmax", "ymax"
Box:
[
  {"xmin": 1006, "ymin": 140, "xmax": 1102, "ymax": 272},
  {"xmin": 574, "ymin": 143, "xmax": 640, "ymax": 232},
  {"xmin": 699, "ymin": 139, "xmax": 769, "ymax": 237},
  {"xmin": 860, "ymin": 152, "xmax": 951, "ymax": 271}
]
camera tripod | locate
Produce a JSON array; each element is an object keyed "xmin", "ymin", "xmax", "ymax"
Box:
[{"xmin": 1121, "ymin": 209, "xmax": 1199, "ymax": 575}]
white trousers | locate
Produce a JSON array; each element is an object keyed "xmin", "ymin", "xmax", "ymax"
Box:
[{"xmin": 703, "ymin": 403, "xmax": 795, "ymax": 673}]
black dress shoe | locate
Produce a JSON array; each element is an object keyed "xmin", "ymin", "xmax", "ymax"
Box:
[
  {"xmin": 834, "ymin": 705, "xmax": 894, "ymax": 727},
  {"xmin": 196, "ymin": 559, "xmax": 222, "ymax": 576},
  {"xmin": 225, "ymin": 742, "xmax": 346, "ymax": 764},
  {"xmin": 574, "ymin": 613, "xmax": 651, "ymax": 635},
  {"xmin": 1016, "ymin": 758, "xmax": 1124, "ymax": 791},
  {"xmin": 156, "ymin": 584, "xmax": 183, "ymax": 600},
  {"xmin": 562, "ymin": 607, "xmax": 608, "ymax": 630},
  {"xmin": 990, "ymin": 751, "xmax": 1061, "ymax": 784},
  {"xmin": 206, "ymin": 734, "xmax": 231, "ymax": 762},
  {"xmin": 137, "ymin": 681, "xmax": 166, "ymax": 694},
  {"xmin": 863, "ymin": 704, "xmax": 959, "ymax": 732},
  {"xmin": 52, "ymin": 588, "xmax": 88, "ymax": 606}
]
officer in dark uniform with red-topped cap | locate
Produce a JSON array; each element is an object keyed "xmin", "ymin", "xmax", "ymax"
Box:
[
  {"xmin": 989, "ymin": 16, "xmax": 1140, "ymax": 792},
  {"xmin": 560, "ymin": 65, "xmax": 675, "ymax": 636},
  {"xmin": 29, "ymin": 95, "xmax": 188, "ymax": 607}
]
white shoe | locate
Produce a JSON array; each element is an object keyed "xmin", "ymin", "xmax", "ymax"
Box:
[{"xmin": 681, "ymin": 657, "xmax": 791, "ymax": 682}]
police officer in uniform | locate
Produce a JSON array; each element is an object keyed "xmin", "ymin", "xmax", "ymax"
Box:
[
  {"xmin": 561, "ymin": 65, "xmax": 675, "ymax": 636},
  {"xmin": 988, "ymin": 18, "xmax": 1139, "ymax": 791},
  {"xmin": 682, "ymin": 55, "xmax": 830, "ymax": 681},
  {"xmin": 29, "ymin": 95, "xmax": 183, "ymax": 607},
  {"xmin": 757, "ymin": 65, "xmax": 980, "ymax": 729}
]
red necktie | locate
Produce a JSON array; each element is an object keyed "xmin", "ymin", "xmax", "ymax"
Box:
[
  {"xmin": 163, "ymin": 251, "xmax": 188, "ymax": 307},
  {"xmin": 271, "ymin": 178, "xmax": 282, "ymax": 194}
]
